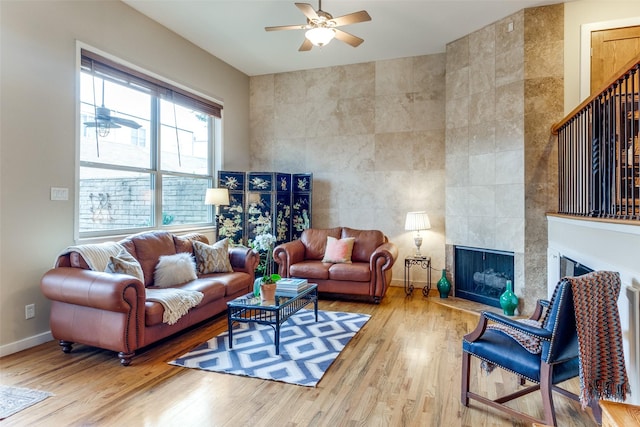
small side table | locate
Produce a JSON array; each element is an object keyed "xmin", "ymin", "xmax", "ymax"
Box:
[{"xmin": 404, "ymin": 256, "xmax": 432, "ymax": 297}]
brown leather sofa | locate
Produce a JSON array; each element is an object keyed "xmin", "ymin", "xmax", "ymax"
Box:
[
  {"xmin": 273, "ymin": 227, "xmax": 398, "ymax": 303},
  {"xmin": 41, "ymin": 231, "xmax": 258, "ymax": 366}
]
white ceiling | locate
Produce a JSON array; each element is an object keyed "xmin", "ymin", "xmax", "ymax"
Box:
[{"xmin": 123, "ymin": 0, "xmax": 563, "ymax": 76}]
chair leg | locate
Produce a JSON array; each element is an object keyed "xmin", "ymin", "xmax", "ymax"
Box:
[
  {"xmin": 461, "ymin": 351, "xmax": 471, "ymax": 406},
  {"xmin": 589, "ymin": 398, "xmax": 602, "ymax": 425},
  {"xmin": 540, "ymin": 362, "xmax": 557, "ymax": 427}
]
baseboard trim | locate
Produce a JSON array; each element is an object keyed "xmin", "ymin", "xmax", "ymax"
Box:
[{"xmin": 0, "ymin": 331, "xmax": 53, "ymax": 357}]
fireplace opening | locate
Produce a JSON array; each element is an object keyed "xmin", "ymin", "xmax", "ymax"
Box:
[
  {"xmin": 560, "ymin": 255, "xmax": 593, "ymax": 278},
  {"xmin": 454, "ymin": 246, "xmax": 514, "ymax": 308}
]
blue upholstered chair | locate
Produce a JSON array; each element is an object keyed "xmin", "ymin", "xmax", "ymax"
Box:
[{"xmin": 461, "ymin": 278, "xmax": 602, "ymax": 426}]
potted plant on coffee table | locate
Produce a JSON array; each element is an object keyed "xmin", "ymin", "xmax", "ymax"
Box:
[{"xmin": 252, "ymin": 233, "xmax": 280, "ymax": 300}]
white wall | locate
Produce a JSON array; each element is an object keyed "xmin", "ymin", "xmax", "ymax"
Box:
[{"xmin": 0, "ymin": 1, "xmax": 250, "ymax": 355}]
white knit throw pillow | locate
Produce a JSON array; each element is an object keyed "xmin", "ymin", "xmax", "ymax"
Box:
[{"xmin": 153, "ymin": 252, "xmax": 197, "ymax": 288}]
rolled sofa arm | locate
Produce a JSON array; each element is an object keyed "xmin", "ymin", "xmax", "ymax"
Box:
[
  {"xmin": 370, "ymin": 242, "xmax": 399, "ymax": 271},
  {"xmin": 370, "ymin": 242, "xmax": 399, "ymax": 299},
  {"xmin": 41, "ymin": 267, "xmax": 146, "ymax": 364},
  {"xmin": 273, "ymin": 240, "xmax": 305, "ymax": 277},
  {"xmin": 41, "ymin": 267, "xmax": 145, "ymax": 313},
  {"xmin": 229, "ymin": 246, "xmax": 260, "ymax": 276}
]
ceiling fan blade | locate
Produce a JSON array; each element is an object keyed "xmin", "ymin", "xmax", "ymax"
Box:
[
  {"xmin": 334, "ymin": 29, "xmax": 364, "ymax": 47},
  {"xmin": 330, "ymin": 10, "xmax": 371, "ymax": 27},
  {"xmin": 84, "ymin": 120, "xmax": 122, "ymax": 129},
  {"xmin": 295, "ymin": 3, "xmax": 319, "ymax": 21},
  {"xmin": 111, "ymin": 116, "xmax": 142, "ymax": 129},
  {"xmin": 265, "ymin": 24, "xmax": 307, "ymax": 32},
  {"xmin": 298, "ymin": 38, "xmax": 313, "ymax": 52}
]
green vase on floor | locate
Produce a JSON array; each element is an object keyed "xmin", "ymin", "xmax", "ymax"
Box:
[
  {"xmin": 437, "ymin": 269, "xmax": 451, "ymax": 298},
  {"xmin": 500, "ymin": 280, "xmax": 519, "ymax": 316}
]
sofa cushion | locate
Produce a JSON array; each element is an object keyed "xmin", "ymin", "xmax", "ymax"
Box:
[
  {"xmin": 328, "ymin": 262, "xmax": 371, "ymax": 282},
  {"xmin": 153, "ymin": 253, "xmax": 197, "ymax": 288},
  {"xmin": 105, "ymin": 248, "xmax": 145, "ymax": 282},
  {"xmin": 173, "ymin": 233, "xmax": 208, "ymax": 255},
  {"xmin": 342, "ymin": 228, "xmax": 385, "ymax": 263},
  {"xmin": 176, "ymin": 278, "xmax": 227, "ymax": 304},
  {"xmin": 145, "ymin": 277, "xmax": 227, "ymax": 326},
  {"xmin": 198, "ymin": 272, "xmax": 252, "ymax": 296},
  {"xmin": 130, "ymin": 231, "xmax": 177, "ymax": 287},
  {"xmin": 301, "ymin": 227, "xmax": 342, "ymax": 260},
  {"xmin": 193, "ymin": 239, "xmax": 233, "ymax": 274},
  {"xmin": 290, "ymin": 260, "xmax": 331, "ymax": 280},
  {"xmin": 120, "ymin": 240, "xmax": 137, "ymax": 261},
  {"xmin": 322, "ymin": 236, "xmax": 355, "ymax": 263}
]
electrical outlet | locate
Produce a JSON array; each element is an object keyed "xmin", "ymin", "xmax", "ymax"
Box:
[{"xmin": 25, "ymin": 304, "xmax": 35, "ymax": 319}]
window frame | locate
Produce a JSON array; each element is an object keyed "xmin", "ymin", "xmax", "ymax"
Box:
[{"xmin": 75, "ymin": 46, "xmax": 223, "ymax": 241}]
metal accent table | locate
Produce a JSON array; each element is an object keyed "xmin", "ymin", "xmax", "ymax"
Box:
[
  {"xmin": 404, "ymin": 256, "xmax": 432, "ymax": 297},
  {"xmin": 226, "ymin": 284, "xmax": 318, "ymax": 355}
]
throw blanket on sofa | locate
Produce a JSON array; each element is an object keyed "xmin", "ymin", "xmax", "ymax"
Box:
[
  {"xmin": 567, "ymin": 271, "xmax": 630, "ymax": 408},
  {"xmin": 146, "ymin": 288, "xmax": 204, "ymax": 325},
  {"xmin": 58, "ymin": 242, "xmax": 124, "ymax": 271}
]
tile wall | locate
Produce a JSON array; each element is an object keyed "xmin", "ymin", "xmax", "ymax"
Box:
[
  {"xmin": 444, "ymin": 4, "xmax": 563, "ymax": 311},
  {"xmin": 250, "ymin": 55, "xmax": 447, "ymax": 285}
]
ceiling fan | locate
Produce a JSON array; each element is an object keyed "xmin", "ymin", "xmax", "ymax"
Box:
[
  {"xmin": 84, "ymin": 78, "xmax": 141, "ymax": 138},
  {"xmin": 265, "ymin": 1, "xmax": 371, "ymax": 51}
]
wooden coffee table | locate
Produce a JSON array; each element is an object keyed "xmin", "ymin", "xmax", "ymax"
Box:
[{"xmin": 226, "ymin": 284, "xmax": 318, "ymax": 355}]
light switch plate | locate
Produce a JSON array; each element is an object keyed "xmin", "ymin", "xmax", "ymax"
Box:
[{"xmin": 51, "ymin": 187, "xmax": 69, "ymax": 201}]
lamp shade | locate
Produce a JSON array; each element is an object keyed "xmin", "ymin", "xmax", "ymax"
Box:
[
  {"xmin": 305, "ymin": 27, "xmax": 336, "ymax": 47},
  {"xmin": 204, "ymin": 188, "xmax": 230, "ymax": 206},
  {"xmin": 405, "ymin": 211, "xmax": 431, "ymax": 231}
]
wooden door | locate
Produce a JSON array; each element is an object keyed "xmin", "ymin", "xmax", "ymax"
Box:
[{"xmin": 591, "ymin": 25, "xmax": 640, "ymax": 94}]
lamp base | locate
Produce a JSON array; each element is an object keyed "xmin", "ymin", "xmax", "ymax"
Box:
[{"xmin": 413, "ymin": 235, "xmax": 423, "ymax": 257}]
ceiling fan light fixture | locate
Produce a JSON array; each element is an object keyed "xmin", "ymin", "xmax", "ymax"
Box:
[
  {"xmin": 98, "ymin": 122, "xmax": 111, "ymax": 137},
  {"xmin": 305, "ymin": 27, "xmax": 335, "ymax": 47}
]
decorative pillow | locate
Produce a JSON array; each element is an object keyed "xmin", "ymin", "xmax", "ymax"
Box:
[
  {"xmin": 322, "ymin": 236, "xmax": 356, "ymax": 264},
  {"xmin": 105, "ymin": 249, "xmax": 144, "ymax": 283},
  {"xmin": 193, "ymin": 239, "xmax": 233, "ymax": 274},
  {"xmin": 153, "ymin": 252, "xmax": 197, "ymax": 288}
]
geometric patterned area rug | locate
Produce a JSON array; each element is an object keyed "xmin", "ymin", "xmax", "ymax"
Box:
[
  {"xmin": 0, "ymin": 385, "xmax": 53, "ymax": 420},
  {"xmin": 170, "ymin": 309, "xmax": 370, "ymax": 387}
]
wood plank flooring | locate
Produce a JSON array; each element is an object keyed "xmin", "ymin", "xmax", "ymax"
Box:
[{"xmin": 0, "ymin": 287, "xmax": 597, "ymax": 426}]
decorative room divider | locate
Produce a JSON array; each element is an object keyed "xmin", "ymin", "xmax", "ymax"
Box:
[{"xmin": 217, "ymin": 171, "xmax": 312, "ymax": 246}]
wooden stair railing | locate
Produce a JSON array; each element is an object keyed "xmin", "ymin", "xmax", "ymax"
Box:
[{"xmin": 552, "ymin": 53, "xmax": 640, "ymax": 221}]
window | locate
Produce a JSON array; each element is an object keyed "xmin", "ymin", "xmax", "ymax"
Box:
[{"xmin": 78, "ymin": 49, "xmax": 222, "ymax": 238}]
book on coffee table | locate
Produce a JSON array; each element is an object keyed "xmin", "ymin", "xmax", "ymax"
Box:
[{"xmin": 276, "ymin": 278, "xmax": 309, "ymax": 295}]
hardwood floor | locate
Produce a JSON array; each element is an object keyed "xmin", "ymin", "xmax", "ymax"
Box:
[{"xmin": 0, "ymin": 287, "xmax": 597, "ymax": 426}]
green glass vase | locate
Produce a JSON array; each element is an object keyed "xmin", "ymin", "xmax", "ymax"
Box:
[
  {"xmin": 437, "ymin": 269, "xmax": 451, "ymax": 298},
  {"xmin": 500, "ymin": 280, "xmax": 519, "ymax": 316},
  {"xmin": 253, "ymin": 277, "xmax": 262, "ymax": 297}
]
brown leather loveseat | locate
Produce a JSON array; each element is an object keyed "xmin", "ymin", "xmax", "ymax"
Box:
[
  {"xmin": 273, "ymin": 227, "xmax": 398, "ymax": 303},
  {"xmin": 41, "ymin": 230, "xmax": 258, "ymax": 365}
]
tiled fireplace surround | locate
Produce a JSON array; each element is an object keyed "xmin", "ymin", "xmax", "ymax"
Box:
[{"xmin": 249, "ymin": 5, "xmax": 563, "ymax": 313}]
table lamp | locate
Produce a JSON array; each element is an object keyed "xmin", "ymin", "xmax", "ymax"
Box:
[
  {"xmin": 205, "ymin": 188, "xmax": 230, "ymax": 241},
  {"xmin": 405, "ymin": 211, "xmax": 431, "ymax": 257}
]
